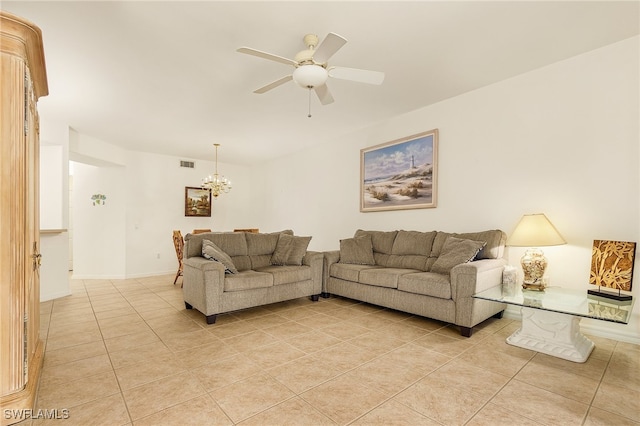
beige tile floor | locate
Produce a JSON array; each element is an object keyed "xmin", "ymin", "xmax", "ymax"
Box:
[{"xmin": 22, "ymin": 274, "xmax": 640, "ymax": 425}]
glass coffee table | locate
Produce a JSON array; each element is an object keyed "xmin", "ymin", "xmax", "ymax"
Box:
[{"xmin": 474, "ymin": 286, "xmax": 634, "ymax": 363}]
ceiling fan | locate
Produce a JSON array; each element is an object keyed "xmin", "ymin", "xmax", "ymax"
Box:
[{"xmin": 237, "ymin": 33, "xmax": 385, "ymax": 107}]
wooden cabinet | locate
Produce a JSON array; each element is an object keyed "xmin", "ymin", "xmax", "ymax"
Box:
[{"xmin": 0, "ymin": 11, "xmax": 48, "ymax": 425}]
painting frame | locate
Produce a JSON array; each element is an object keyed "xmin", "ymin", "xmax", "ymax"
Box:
[
  {"xmin": 360, "ymin": 129, "xmax": 438, "ymax": 212},
  {"xmin": 184, "ymin": 186, "xmax": 212, "ymax": 217}
]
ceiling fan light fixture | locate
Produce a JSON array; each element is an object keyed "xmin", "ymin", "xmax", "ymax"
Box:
[{"xmin": 292, "ymin": 65, "xmax": 328, "ymax": 88}]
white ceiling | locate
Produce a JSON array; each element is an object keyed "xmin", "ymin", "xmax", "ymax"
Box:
[{"xmin": 2, "ymin": 1, "xmax": 638, "ymax": 166}]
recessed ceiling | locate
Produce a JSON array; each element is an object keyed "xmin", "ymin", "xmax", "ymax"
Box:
[{"xmin": 2, "ymin": 1, "xmax": 638, "ymax": 165}]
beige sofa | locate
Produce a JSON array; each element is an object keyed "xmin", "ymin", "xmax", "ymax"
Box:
[
  {"xmin": 182, "ymin": 230, "xmax": 323, "ymax": 324},
  {"xmin": 323, "ymin": 229, "xmax": 507, "ymax": 337}
]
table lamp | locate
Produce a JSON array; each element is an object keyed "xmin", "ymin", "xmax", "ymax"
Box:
[{"xmin": 507, "ymin": 213, "xmax": 566, "ymax": 291}]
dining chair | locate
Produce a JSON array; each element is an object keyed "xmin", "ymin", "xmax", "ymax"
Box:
[
  {"xmin": 172, "ymin": 230, "xmax": 184, "ymax": 287},
  {"xmin": 192, "ymin": 229, "xmax": 212, "ymax": 234}
]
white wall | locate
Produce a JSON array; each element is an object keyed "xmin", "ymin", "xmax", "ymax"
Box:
[
  {"xmin": 257, "ymin": 37, "xmax": 640, "ymax": 342},
  {"xmin": 68, "ymin": 130, "xmax": 255, "ymax": 278},
  {"xmin": 40, "ymin": 145, "xmax": 63, "ymax": 230},
  {"xmin": 72, "ymin": 161, "xmax": 127, "ymax": 278},
  {"xmin": 39, "ymin": 120, "xmax": 71, "ymax": 301},
  {"xmin": 123, "ymin": 150, "xmax": 255, "ymax": 278}
]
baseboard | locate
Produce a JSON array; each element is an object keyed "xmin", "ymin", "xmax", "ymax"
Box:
[
  {"xmin": 124, "ymin": 270, "xmax": 175, "ymax": 279},
  {"xmin": 71, "ymin": 271, "xmax": 175, "ymax": 280},
  {"xmin": 40, "ymin": 289, "xmax": 72, "ymax": 302},
  {"xmin": 579, "ymin": 318, "xmax": 640, "ymax": 345},
  {"xmin": 70, "ymin": 273, "xmax": 127, "ymax": 280}
]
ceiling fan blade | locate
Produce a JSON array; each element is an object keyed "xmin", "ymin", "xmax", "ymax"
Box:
[
  {"xmin": 314, "ymin": 84, "xmax": 334, "ymax": 105},
  {"xmin": 254, "ymin": 75, "xmax": 293, "ymax": 94},
  {"xmin": 237, "ymin": 47, "xmax": 297, "ymax": 67},
  {"xmin": 313, "ymin": 33, "xmax": 347, "ymax": 64},
  {"xmin": 328, "ymin": 66, "xmax": 385, "ymax": 85}
]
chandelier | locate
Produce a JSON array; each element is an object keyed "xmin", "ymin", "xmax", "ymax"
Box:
[{"xmin": 201, "ymin": 143, "xmax": 232, "ymax": 198}]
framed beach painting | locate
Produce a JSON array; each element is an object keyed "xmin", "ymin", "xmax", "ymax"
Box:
[
  {"xmin": 361, "ymin": 129, "xmax": 438, "ymax": 212},
  {"xmin": 185, "ymin": 186, "xmax": 212, "ymax": 217}
]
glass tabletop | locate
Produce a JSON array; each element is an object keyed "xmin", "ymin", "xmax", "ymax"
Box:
[{"xmin": 473, "ymin": 286, "xmax": 634, "ymax": 324}]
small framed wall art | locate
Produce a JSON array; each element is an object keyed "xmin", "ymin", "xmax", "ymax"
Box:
[
  {"xmin": 361, "ymin": 129, "xmax": 438, "ymax": 212},
  {"xmin": 185, "ymin": 186, "xmax": 212, "ymax": 217}
]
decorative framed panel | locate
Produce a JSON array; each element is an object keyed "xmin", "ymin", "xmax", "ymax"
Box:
[{"xmin": 589, "ymin": 240, "xmax": 636, "ymax": 292}]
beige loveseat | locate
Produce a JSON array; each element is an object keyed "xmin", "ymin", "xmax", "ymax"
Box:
[
  {"xmin": 323, "ymin": 229, "xmax": 507, "ymax": 337},
  {"xmin": 182, "ymin": 230, "xmax": 323, "ymax": 324}
]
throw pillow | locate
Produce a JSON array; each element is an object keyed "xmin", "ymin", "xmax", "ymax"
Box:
[
  {"xmin": 339, "ymin": 234, "xmax": 375, "ymax": 265},
  {"xmin": 271, "ymin": 234, "xmax": 312, "ymax": 266},
  {"xmin": 202, "ymin": 239, "xmax": 238, "ymax": 274},
  {"xmin": 430, "ymin": 236, "xmax": 486, "ymax": 274}
]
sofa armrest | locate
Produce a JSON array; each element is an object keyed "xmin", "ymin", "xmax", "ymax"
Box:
[
  {"xmin": 324, "ymin": 250, "xmax": 340, "ymax": 266},
  {"xmin": 182, "ymin": 256, "xmax": 225, "ymax": 316},
  {"xmin": 450, "ymin": 258, "xmax": 507, "ymax": 300},
  {"xmin": 303, "ymin": 250, "xmax": 323, "ymax": 267},
  {"xmin": 451, "ymin": 258, "xmax": 507, "ymax": 328},
  {"xmin": 303, "ymin": 251, "xmax": 324, "ymax": 294},
  {"xmin": 322, "ymin": 250, "xmax": 340, "ymax": 293}
]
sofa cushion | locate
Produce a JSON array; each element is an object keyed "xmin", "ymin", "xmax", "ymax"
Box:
[
  {"xmin": 246, "ymin": 230, "xmax": 294, "ymax": 255},
  {"xmin": 354, "ymin": 230, "xmax": 399, "ymax": 268},
  {"xmin": 203, "ymin": 232, "xmax": 248, "ymax": 256},
  {"xmin": 358, "ymin": 268, "xmax": 419, "ymax": 289},
  {"xmin": 185, "ymin": 231, "xmax": 247, "ymax": 259},
  {"xmin": 255, "ymin": 265, "xmax": 312, "ymax": 285},
  {"xmin": 330, "ymin": 263, "xmax": 379, "ymax": 282},
  {"xmin": 455, "ymin": 230, "xmax": 505, "ymax": 259},
  {"xmin": 246, "ymin": 232, "xmax": 280, "ymax": 255},
  {"xmin": 185, "ymin": 231, "xmax": 252, "ymax": 270},
  {"xmin": 354, "ymin": 230, "xmax": 397, "ymax": 255},
  {"xmin": 339, "ymin": 234, "xmax": 375, "ymax": 265},
  {"xmin": 391, "ymin": 230, "xmax": 436, "ymax": 256},
  {"xmin": 223, "ymin": 270, "xmax": 273, "ymax": 291},
  {"xmin": 384, "ymin": 255, "xmax": 428, "ymax": 271},
  {"xmin": 247, "ymin": 230, "xmax": 294, "ymax": 269},
  {"xmin": 379, "ymin": 230, "xmax": 435, "ymax": 271},
  {"xmin": 430, "ymin": 230, "xmax": 505, "ymax": 260},
  {"xmin": 202, "ymin": 239, "xmax": 238, "ymax": 274},
  {"xmin": 271, "ymin": 234, "xmax": 312, "ymax": 266},
  {"xmin": 398, "ymin": 272, "xmax": 452, "ymax": 299},
  {"xmin": 430, "ymin": 237, "xmax": 486, "ymax": 275}
]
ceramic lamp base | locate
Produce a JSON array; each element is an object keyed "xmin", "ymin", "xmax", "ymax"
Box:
[
  {"xmin": 522, "ymin": 282, "xmax": 546, "ymax": 291},
  {"xmin": 521, "ymin": 248, "xmax": 548, "ymax": 290}
]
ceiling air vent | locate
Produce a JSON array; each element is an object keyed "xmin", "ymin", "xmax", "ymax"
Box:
[{"xmin": 180, "ymin": 160, "xmax": 195, "ymax": 169}]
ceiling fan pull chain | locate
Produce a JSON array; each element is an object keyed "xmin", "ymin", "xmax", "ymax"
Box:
[{"xmin": 308, "ymin": 87, "xmax": 312, "ymax": 118}]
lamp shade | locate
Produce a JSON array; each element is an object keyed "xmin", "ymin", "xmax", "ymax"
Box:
[{"xmin": 507, "ymin": 213, "xmax": 566, "ymax": 247}]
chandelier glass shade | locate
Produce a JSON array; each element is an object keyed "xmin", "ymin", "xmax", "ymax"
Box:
[
  {"xmin": 292, "ymin": 64, "xmax": 328, "ymax": 88},
  {"xmin": 201, "ymin": 144, "xmax": 232, "ymax": 198}
]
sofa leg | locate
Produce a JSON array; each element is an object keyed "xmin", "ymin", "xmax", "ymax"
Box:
[
  {"xmin": 493, "ymin": 310, "xmax": 505, "ymax": 319},
  {"xmin": 310, "ymin": 294, "xmax": 320, "ymax": 302},
  {"xmin": 460, "ymin": 326, "xmax": 472, "ymax": 337},
  {"xmin": 206, "ymin": 314, "xmax": 217, "ymax": 325},
  {"xmin": 321, "ymin": 292, "xmax": 330, "ymax": 299},
  {"xmin": 185, "ymin": 302, "xmax": 193, "ymax": 310}
]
